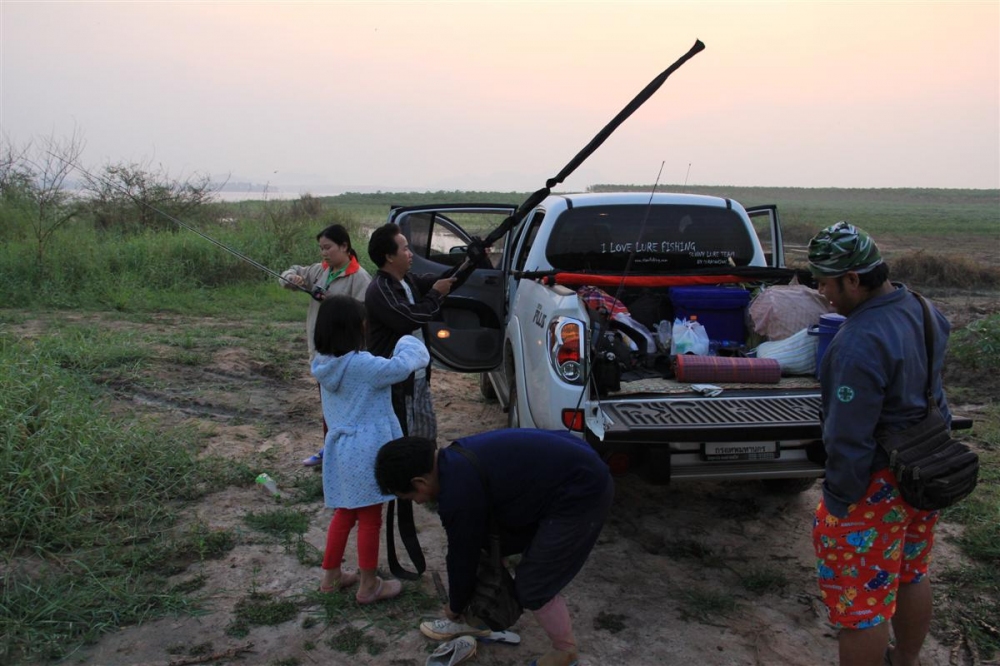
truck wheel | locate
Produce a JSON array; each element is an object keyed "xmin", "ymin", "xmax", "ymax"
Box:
[
  {"xmin": 763, "ymin": 477, "xmax": 817, "ymax": 494},
  {"xmin": 507, "ymin": 382, "xmax": 520, "ymax": 428},
  {"xmin": 479, "ymin": 373, "xmax": 497, "ymax": 402}
]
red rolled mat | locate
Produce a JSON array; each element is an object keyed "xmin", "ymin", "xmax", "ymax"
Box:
[{"xmin": 674, "ymin": 355, "xmax": 782, "ymax": 384}]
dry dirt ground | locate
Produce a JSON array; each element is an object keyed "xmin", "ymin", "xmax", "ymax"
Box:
[{"xmin": 37, "ymin": 293, "xmax": 997, "ymax": 666}]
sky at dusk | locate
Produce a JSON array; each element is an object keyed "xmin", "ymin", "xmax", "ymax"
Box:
[{"xmin": 2, "ymin": 1, "xmax": 998, "ymax": 194}]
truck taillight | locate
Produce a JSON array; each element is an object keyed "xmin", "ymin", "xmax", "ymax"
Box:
[
  {"xmin": 561, "ymin": 409, "xmax": 585, "ymax": 431},
  {"xmin": 548, "ymin": 317, "xmax": 584, "ymax": 384}
]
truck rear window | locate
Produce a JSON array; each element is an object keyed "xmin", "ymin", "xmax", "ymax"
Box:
[{"xmin": 545, "ymin": 204, "xmax": 756, "ymax": 272}]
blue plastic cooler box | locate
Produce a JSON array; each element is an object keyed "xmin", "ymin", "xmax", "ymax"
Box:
[{"xmin": 669, "ymin": 286, "xmax": 751, "ymax": 345}]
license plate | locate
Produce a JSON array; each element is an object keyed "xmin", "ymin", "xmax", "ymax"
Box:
[{"xmin": 703, "ymin": 442, "xmax": 779, "ymax": 461}]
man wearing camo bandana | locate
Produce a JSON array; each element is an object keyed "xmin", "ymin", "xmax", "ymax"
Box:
[{"xmin": 807, "ymin": 221, "xmax": 953, "ymax": 666}]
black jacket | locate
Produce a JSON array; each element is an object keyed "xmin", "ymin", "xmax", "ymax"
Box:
[{"xmin": 365, "ymin": 269, "xmax": 444, "ymax": 396}]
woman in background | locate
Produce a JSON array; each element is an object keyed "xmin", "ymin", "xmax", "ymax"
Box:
[{"xmin": 279, "ymin": 223, "xmax": 370, "ymax": 466}]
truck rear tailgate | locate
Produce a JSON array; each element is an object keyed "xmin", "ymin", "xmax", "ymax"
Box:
[{"xmin": 598, "ymin": 391, "xmax": 822, "ymax": 442}]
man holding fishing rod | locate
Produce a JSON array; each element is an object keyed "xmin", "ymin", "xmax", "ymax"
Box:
[{"xmin": 365, "ymin": 223, "xmax": 457, "ymax": 440}]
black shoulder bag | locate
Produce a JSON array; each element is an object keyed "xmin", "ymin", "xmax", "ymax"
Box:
[
  {"xmin": 876, "ymin": 292, "xmax": 979, "ymax": 511},
  {"xmin": 451, "ymin": 444, "xmax": 524, "ymax": 631}
]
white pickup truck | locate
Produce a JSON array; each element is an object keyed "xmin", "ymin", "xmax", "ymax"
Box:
[{"xmin": 391, "ymin": 191, "xmax": 828, "ymax": 491}]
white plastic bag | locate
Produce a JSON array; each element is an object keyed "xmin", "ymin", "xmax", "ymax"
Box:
[
  {"xmin": 671, "ymin": 318, "xmax": 710, "ymax": 356},
  {"xmin": 654, "ymin": 319, "xmax": 672, "ymax": 352},
  {"xmin": 754, "ymin": 327, "xmax": 817, "ymax": 376}
]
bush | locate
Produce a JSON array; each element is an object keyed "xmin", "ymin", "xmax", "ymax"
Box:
[
  {"xmin": 83, "ymin": 162, "xmax": 216, "ymax": 234},
  {"xmin": 950, "ymin": 315, "xmax": 1000, "ymax": 373},
  {"xmin": 0, "ymin": 207, "xmax": 368, "ymax": 309},
  {"xmin": 891, "ymin": 251, "xmax": 1000, "ymax": 290}
]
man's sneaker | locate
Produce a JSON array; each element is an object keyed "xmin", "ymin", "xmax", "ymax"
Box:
[
  {"xmin": 302, "ymin": 450, "xmax": 323, "ymax": 467},
  {"xmin": 419, "ymin": 618, "xmax": 491, "ymax": 641}
]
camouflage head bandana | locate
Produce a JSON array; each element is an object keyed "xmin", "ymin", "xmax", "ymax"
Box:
[{"xmin": 807, "ymin": 221, "xmax": 883, "ymax": 278}]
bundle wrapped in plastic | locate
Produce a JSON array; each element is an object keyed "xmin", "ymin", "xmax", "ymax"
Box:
[
  {"xmin": 749, "ymin": 283, "xmax": 832, "ymax": 341},
  {"xmin": 754, "ymin": 327, "xmax": 818, "ymax": 376}
]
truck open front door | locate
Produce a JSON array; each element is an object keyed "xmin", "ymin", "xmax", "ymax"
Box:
[{"xmin": 389, "ymin": 204, "xmax": 514, "ymax": 373}]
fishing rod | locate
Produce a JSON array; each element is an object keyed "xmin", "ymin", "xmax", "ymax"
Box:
[
  {"xmin": 569, "ymin": 161, "xmax": 667, "ymax": 428},
  {"xmin": 48, "ymin": 156, "xmax": 320, "ymax": 300},
  {"xmin": 451, "ymin": 39, "xmax": 706, "ymax": 284}
]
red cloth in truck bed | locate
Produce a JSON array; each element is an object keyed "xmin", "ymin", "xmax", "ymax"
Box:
[{"xmin": 548, "ymin": 274, "xmax": 746, "ymax": 288}]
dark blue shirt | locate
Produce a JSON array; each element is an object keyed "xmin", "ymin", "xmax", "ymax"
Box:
[
  {"xmin": 820, "ymin": 285, "xmax": 951, "ymax": 517},
  {"xmin": 436, "ymin": 428, "xmax": 611, "ymax": 614}
]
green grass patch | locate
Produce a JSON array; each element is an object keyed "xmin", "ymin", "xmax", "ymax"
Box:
[
  {"xmin": 226, "ymin": 593, "xmax": 299, "ymax": 638},
  {"xmin": 169, "ymin": 573, "xmax": 209, "ymax": 595},
  {"xmin": 941, "ymin": 419, "xmax": 1000, "ymax": 564},
  {"xmin": 0, "ymin": 328, "xmax": 257, "ymax": 663},
  {"xmin": 326, "ymin": 625, "xmax": 387, "ymax": 656},
  {"xmin": 676, "ymin": 586, "xmax": 739, "ymax": 624},
  {"xmin": 271, "ymin": 658, "xmax": 302, "ymax": 666},
  {"xmin": 738, "ymin": 566, "xmax": 790, "ymax": 595},
  {"xmin": 291, "ymin": 473, "xmax": 325, "ymax": 503},
  {"xmin": 198, "ymin": 455, "xmax": 258, "ymax": 490},
  {"xmin": 933, "ymin": 405, "xmax": 1000, "ymax": 659},
  {"xmin": 0, "ymin": 337, "xmax": 200, "ymax": 552},
  {"xmin": 661, "ymin": 538, "xmax": 725, "ymax": 567},
  {"xmin": 125, "ymin": 522, "xmax": 238, "ymax": 578},
  {"xmin": 935, "ymin": 563, "xmax": 1000, "ymax": 659},
  {"xmin": 307, "ymin": 584, "xmax": 440, "ymax": 640},
  {"xmin": 290, "ymin": 535, "xmax": 324, "ymax": 567},
  {"xmin": 244, "ymin": 508, "xmax": 311, "ymax": 538},
  {"xmin": 950, "ymin": 315, "xmax": 1000, "ymax": 373},
  {"xmin": 593, "ymin": 610, "xmax": 629, "ymax": 633},
  {"xmin": 1, "ymin": 560, "xmax": 196, "ymax": 663},
  {"xmin": 29, "ymin": 324, "xmax": 150, "ymax": 377}
]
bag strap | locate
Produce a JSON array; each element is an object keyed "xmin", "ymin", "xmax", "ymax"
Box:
[
  {"xmin": 385, "ymin": 498, "xmax": 426, "ymax": 581},
  {"xmin": 910, "ymin": 289, "xmax": 937, "ymax": 412}
]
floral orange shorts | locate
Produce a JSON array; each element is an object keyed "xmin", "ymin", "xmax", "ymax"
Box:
[{"xmin": 812, "ymin": 468, "xmax": 938, "ymax": 630}]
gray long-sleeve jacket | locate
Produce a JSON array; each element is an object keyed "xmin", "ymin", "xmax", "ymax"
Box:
[
  {"xmin": 279, "ymin": 259, "xmax": 371, "ymax": 359},
  {"xmin": 819, "ymin": 284, "xmax": 951, "ymax": 517}
]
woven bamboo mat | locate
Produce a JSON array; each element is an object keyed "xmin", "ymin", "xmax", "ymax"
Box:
[{"xmin": 612, "ymin": 374, "xmax": 820, "ymax": 396}]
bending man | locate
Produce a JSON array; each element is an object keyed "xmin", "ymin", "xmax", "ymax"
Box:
[{"xmin": 375, "ymin": 428, "xmax": 614, "ymax": 666}]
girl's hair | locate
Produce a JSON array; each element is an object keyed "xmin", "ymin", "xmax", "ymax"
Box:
[
  {"xmin": 317, "ymin": 224, "xmax": 358, "ymax": 259},
  {"xmin": 314, "ymin": 296, "xmax": 366, "ymax": 356}
]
